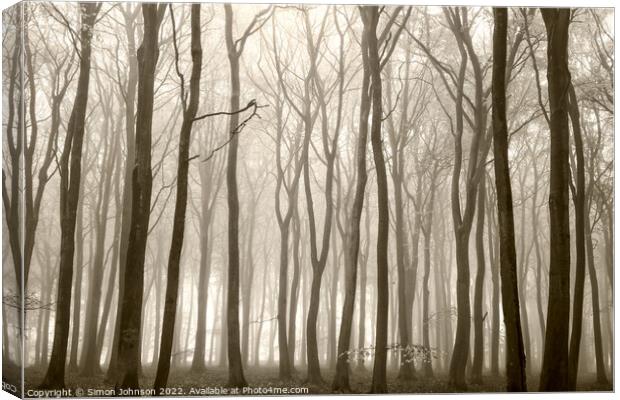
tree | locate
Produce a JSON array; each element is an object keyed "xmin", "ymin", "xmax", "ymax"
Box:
[
  {"xmin": 223, "ymin": 3, "xmax": 270, "ymax": 387},
  {"xmin": 332, "ymin": 8, "xmax": 371, "ymax": 392},
  {"xmin": 106, "ymin": 4, "xmax": 139, "ymax": 383},
  {"xmin": 567, "ymin": 82, "xmax": 586, "ymax": 389},
  {"xmin": 39, "ymin": 2, "xmax": 101, "ymax": 389},
  {"xmin": 115, "ymin": 4, "xmax": 166, "ymax": 389},
  {"xmin": 361, "ymin": 5, "xmax": 388, "ymax": 393},
  {"xmin": 539, "ymin": 8, "xmax": 572, "ymax": 392},
  {"xmin": 190, "ymin": 83, "xmax": 226, "ymax": 373},
  {"xmin": 443, "ymin": 8, "xmax": 477, "ymax": 389},
  {"xmin": 265, "ymin": 17, "xmax": 305, "ymax": 376},
  {"xmin": 80, "ymin": 74, "xmax": 119, "ymax": 377},
  {"xmin": 421, "ymin": 159, "xmax": 441, "ymax": 378},
  {"xmin": 491, "ymin": 7, "xmax": 527, "ymax": 391},
  {"xmin": 471, "ymin": 173, "xmax": 486, "ymax": 384},
  {"xmin": 385, "ymin": 36, "xmax": 415, "ymax": 382},
  {"xmin": 154, "ymin": 4, "xmax": 203, "ymax": 390}
]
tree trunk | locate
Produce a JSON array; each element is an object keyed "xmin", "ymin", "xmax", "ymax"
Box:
[
  {"xmin": 487, "ymin": 189, "xmax": 500, "ymax": 376},
  {"xmin": 115, "ymin": 4, "xmax": 163, "ymax": 390},
  {"xmin": 327, "ymin": 230, "xmax": 340, "ymax": 370},
  {"xmin": 445, "ymin": 8, "xmax": 477, "ymax": 390},
  {"xmin": 422, "ymin": 167, "xmax": 438, "ymax": 378},
  {"xmin": 154, "ymin": 4, "xmax": 202, "ymax": 390},
  {"xmin": 471, "ymin": 175, "xmax": 486, "ymax": 383},
  {"xmin": 332, "ymin": 23, "xmax": 370, "ymax": 391},
  {"xmin": 287, "ymin": 207, "xmax": 302, "ymax": 370},
  {"xmin": 539, "ymin": 8, "xmax": 571, "ymax": 392},
  {"xmin": 96, "ymin": 143, "xmax": 123, "ymax": 360},
  {"xmin": 191, "ymin": 114, "xmax": 221, "ymax": 370},
  {"xmin": 224, "ymin": 4, "xmax": 248, "ymax": 387},
  {"xmin": 106, "ymin": 5, "xmax": 138, "ymax": 383},
  {"xmin": 38, "ymin": 4, "xmax": 99, "ymax": 389},
  {"xmin": 300, "ymin": 7, "xmax": 339, "ymax": 383},
  {"xmin": 585, "ymin": 211, "xmax": 608, "ymax": 385},
  {"xmin": 361, "ymin": 6, "xmax": 388, "ymax": 393},
  {"xmin": 68, "ymin": 191, "xmax": 85, "ymax": 372},
  {"xmin": 277, "ymin": 220, "xmax": 292, "ymax": 379},
  {"xmin": 491, "ymin": 8, "xmax": 527, "ymax": 391},
  {"xmin": 356, "ymin": 209, "xmax": 370, "ymax": 372},
  {"xmin": 567, "ymin": 82, "xmax": 586, "ymax": 389},
  {"xmin": 81, "ymin": 97, "xmax": 118, "ymax": 377},
  {"xmin": 531, "ymin": 160, "xmax": 546, "ymax": 366},
  {"xmin": 240, "ymin": 199, "xmax": 256, "ymax": 366}
]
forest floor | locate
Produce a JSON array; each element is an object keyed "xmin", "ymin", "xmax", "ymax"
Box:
[{"xmin": 23, "ymin": 364, "xmax": 612, "ymax": 396}]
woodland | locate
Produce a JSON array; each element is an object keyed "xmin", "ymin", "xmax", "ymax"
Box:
[{"xmin": 1, "ymin": 2, "xmax": 614, "ymax": 395}]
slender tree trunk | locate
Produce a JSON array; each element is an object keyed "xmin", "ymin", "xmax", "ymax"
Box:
[
  {"xmin": 106, "ymin": 5, "xmax": 138, "ymax": 383},
  {"xmin": 152, "ymin": 241, "xmax": 164, "ymax": 366},
  {"xmin": 517, "ymin": 195, "xmax": 532, "ymax": 377},
  {"xmin": 487, "ymin": 189, "xmax": 500, "ymax": 376},
  {"xmin": 422, "ymin": 168, "xmax": 438, "ymax": 378},
  {"xmin": 211, "ymin": 279, "xmax": 222, "ymax": 366},
  {"xmin": 96, "ymin": 145, "xmax": 123, "ymax": 359},
  {"xmin": 191, "ymin": 125, "xmax": 220, "ymax": 371},
  {"xmin": 361, "ymin": 6, "xmax": 388, "ymax": 393},
  {"xmin": 81, "ymin": 103, "xmax": 117, "ymax": 377},
  {"xmin": 39, "ymin": 4, "xmax": 100, "ymax": 389},
  {"xmin": 287, "ymin": 207, "xmax": 302, "ymax": 370},
  {"xmin": 300, "ymin": 25, "xmax": 339, "ymax": 385},
  {"xmin": 471, "ymin": 175, "xmax": 486, "ymax": 383},
  {"xmin": 567, "ymin": 82, "xmax": 586, "ymax": 389},
  {"xmin": 241, "ymin": 221, "xmax": 253, "ymax": 367},
  {"xmin": 491, "ymin": 8, "xmax": 527, "ymax": 391},
  {"xmin": 154, "ymin": 4, "xmax": 202, "ymax": 390},
  {"xmin": 327, "ymin": 231, "xmax": 340, "ymax": 370},
  {"xmin": 539, "ymin": 8, "xmax": 571, "ymax": 392},
  {"xmin": 446, "ymin": 8, "xmax": 478, "ymax": 389},
  {"xmin": 531, "ymin": 162, "xmax": 546, "ymax": 364},
  {"xmin": 224, "ymin": 5, "xmax": 249, "ymax": 387},
  {"xmin": 277, "ymin": 222, "xmax": 292, "ymax": 378},
  {"xmin": 219, "ymin": 264, "xmax": 228, "ymax": 368},
  {"xmin": 356, "ymin": 209, "xmax": 370, "ymax": 372},
  {"xmin": 585, "ymin": 209, "xmax": 608, "ymax": 384},
  {"xmin": 332, "ymin": 24, "xmax": 370, "ymax": 391},
  {"xmin": 68, "ymin": 192, "xmax": 85, "ymax": 371},
  {"xmin": 254, "ymin": 263, "xmax": 269, "ymax": 366}
]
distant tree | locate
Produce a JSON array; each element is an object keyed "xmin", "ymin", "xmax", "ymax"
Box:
[{"xmin": 80, "ymin": 74, "xmax": 119, "ymax": 377}]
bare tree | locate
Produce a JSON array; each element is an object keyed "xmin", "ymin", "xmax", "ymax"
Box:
[
  {"xmin": 491, "ymin": 8, "xmax": 527, "ymax": 391},
  {"xmin": 360, "ymin": 5, "xmax": 387, "ymax": 393},
  {"xmin": 332, "ymin": 8, "xmax": 371, "ymax": 391},
  {"xmin": 539, "ymin": 8, "xmax": 572, "ymax": 392},
  {"xmin": 39, "ymin": 2, "xmax": 101, "ymax": 389},
  {"xmin": 106, "ymin": 4, "xmax": 140, "ymax": 383},
  {"xmin": 223, "ymin": 3, "xmax": 270, "ymax": 387},
  {"xmin": 115, "ymin": 4, "xmax": 166, "ymax": 389},
  {"xmin": 154, "ymin": 4, "xmax": 203, "ymax": 390}
]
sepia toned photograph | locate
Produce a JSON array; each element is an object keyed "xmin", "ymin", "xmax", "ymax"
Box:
[{"xmin": 1, "ymin": 1, "xmax": 615, "ymax": 398}]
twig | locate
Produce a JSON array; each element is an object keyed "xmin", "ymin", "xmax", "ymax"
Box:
[{"xmin": 201, "ymin": 102, "xmax": 268, "ymax": 162}]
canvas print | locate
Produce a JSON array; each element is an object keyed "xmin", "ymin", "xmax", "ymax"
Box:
[{"xmin": 1, "ymin": 1, "xmax": 614, "ymax": 398}]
